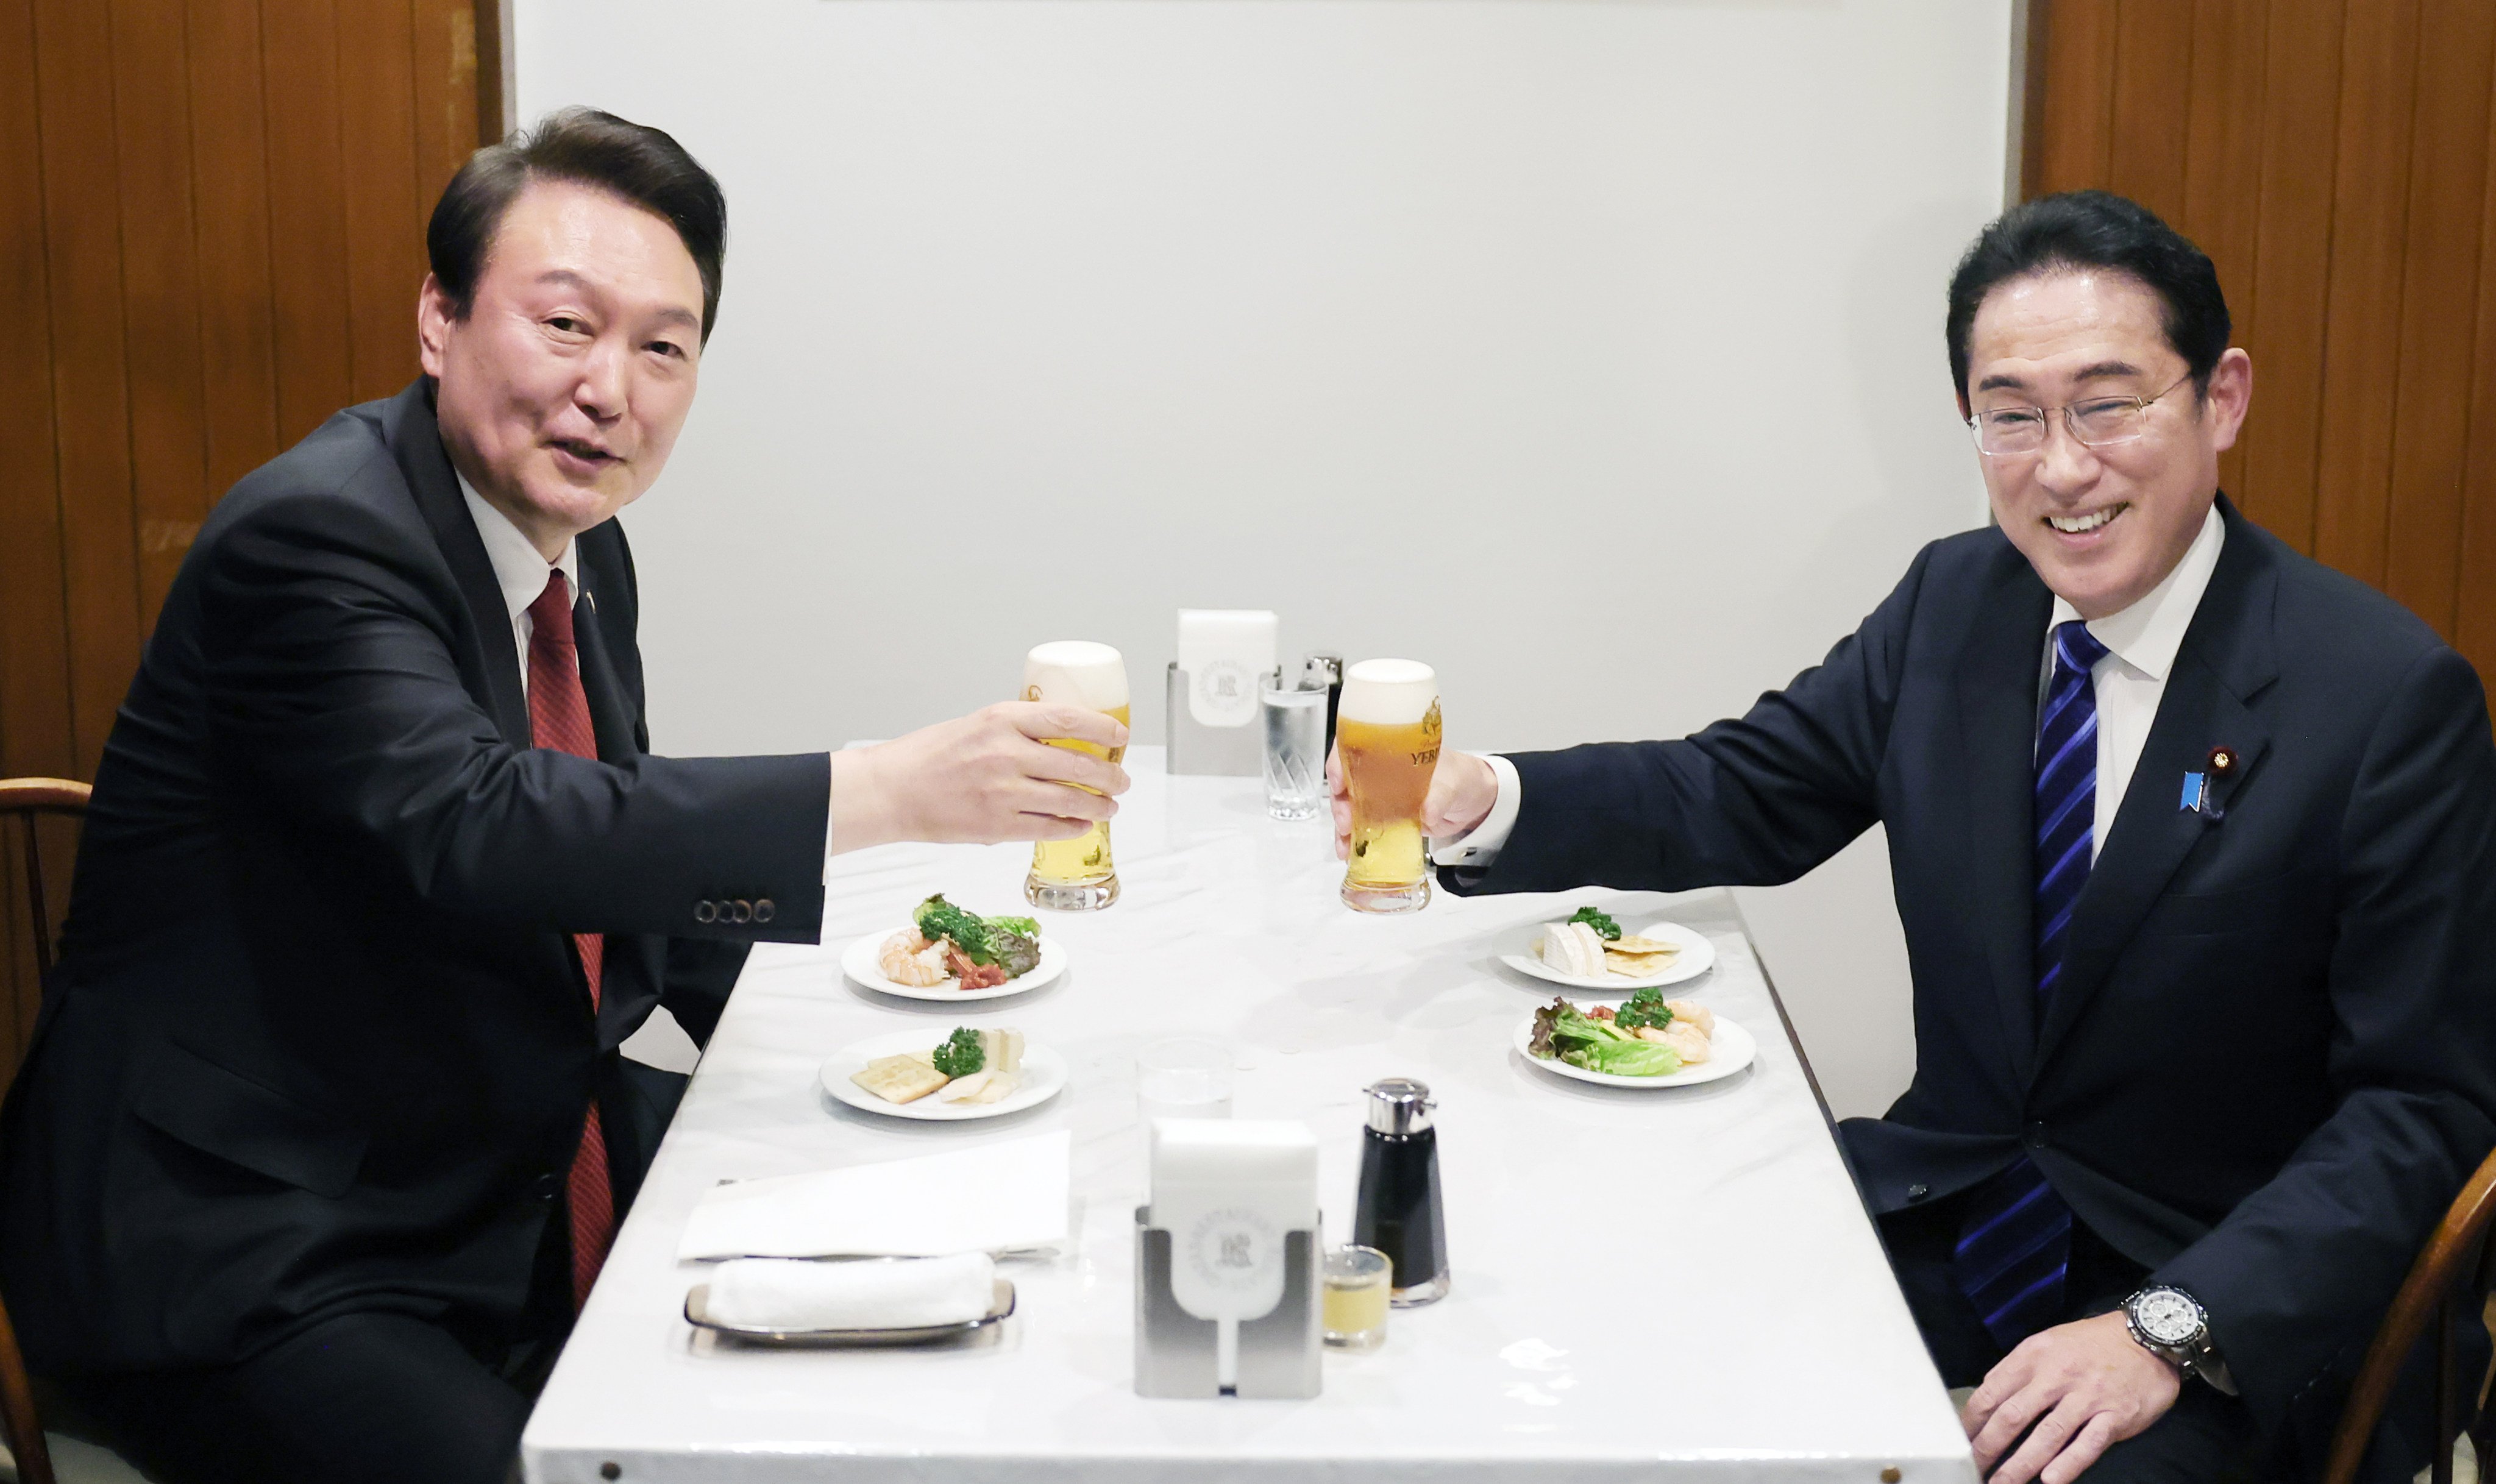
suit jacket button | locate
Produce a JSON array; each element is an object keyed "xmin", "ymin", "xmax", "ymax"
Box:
[
  {"xmin": 1906, "ymin": 1183, "xmax": 1930, "ymax": 1202},
  {"xmin": 731, "ymin": 899, "xmax": 753, "ymax": 925},
  {"xmin": 2023, "ymin": 1120, "xmax": 2050, "ymax": 1150},
  {"xmin": 754, "ymin": 898, "xmax": 774, "ymax": 923},
  {"xmin": 694, "ymin": 900, "xmax": 716, "ymax": 924},
  {"xmin": 531, "ymin": 1172, "xmax": 561, "ymax": 1202}
]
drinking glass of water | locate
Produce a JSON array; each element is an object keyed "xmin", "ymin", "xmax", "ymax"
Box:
[
  {"xmin": 1260, "ymin": 676, "xmax": 1329, "ymax": 821},
  {"xmin": 1137, "ymin": 1037, "xmax": 1234, "ymax": 1138}
]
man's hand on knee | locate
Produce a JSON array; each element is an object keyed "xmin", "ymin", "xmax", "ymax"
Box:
[{"xmin": 1961, "ymin": 1311, "xmax": 2180, "ymax": 1483}]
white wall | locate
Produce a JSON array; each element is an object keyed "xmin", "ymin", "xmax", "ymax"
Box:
[{"xmin": 516, "ymin": 0, "xmax": 2012, "ymax": 1118}]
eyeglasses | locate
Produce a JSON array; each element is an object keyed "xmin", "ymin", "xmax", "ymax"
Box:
[{"xmin": 1966, "ymin": 373, "xmax": 2195, "ymax": 456}]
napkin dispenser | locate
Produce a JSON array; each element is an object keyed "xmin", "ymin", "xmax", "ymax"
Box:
[
  {"xmin": 1134, "ymin": 1119, "xmax": 1321, "ymax": 1398},
  {"xmin": 1166, "ymin": 609, "xmax": 1275, "ymax": 777}
]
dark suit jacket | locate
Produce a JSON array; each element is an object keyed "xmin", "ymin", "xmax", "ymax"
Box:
[
  {"xmin": 1446, "ymin": 497, "xmax": 2496, "ymax": 1467},
  {"xmin": 0, "ymin": 381, "xmax": 831, "ymax": 1374}
]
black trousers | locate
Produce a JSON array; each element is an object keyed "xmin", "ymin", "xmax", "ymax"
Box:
[
  {"xmin": 57, "ymin": 1060, "xmax": 688, "ymax": 1484},
  {"xmin": 1877, "ymin": 1190, "xmax": 2270, "ymax": 1483}
]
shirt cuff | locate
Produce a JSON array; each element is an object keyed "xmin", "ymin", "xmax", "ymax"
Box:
[{"xmin": 1431, "ymin": 754, "xmax": 1521, "ymax": 868}]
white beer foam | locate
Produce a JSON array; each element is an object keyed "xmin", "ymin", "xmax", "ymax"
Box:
[
  {"xmin": 1339, "ymin": 658, "xmax": 1437, "ymax": 725},
  {"xmin": 1023, "ymin": 640, "xmax": 1129, "ymax": 711}
]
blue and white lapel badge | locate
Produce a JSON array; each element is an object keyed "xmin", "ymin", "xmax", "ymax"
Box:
[{"xmin": 2180, "ymin": 745, "xmax": 2239, "ymax": 819}]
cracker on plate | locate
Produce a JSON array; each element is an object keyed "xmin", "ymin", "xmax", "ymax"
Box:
[{"xmin": 851, "ymin": 1053, "xmax": 948, "ymax": 1104}]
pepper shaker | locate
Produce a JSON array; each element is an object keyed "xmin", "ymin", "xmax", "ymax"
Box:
[
  {"xmin": 1351, "ymin": 1077, "xmax": 1449, "ymax": 1306},
  {"xmin": 1301, "ymin": 652, "xmax": 1343, "ymax": 758}
]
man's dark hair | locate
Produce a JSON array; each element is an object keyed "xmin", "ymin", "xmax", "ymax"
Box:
[
  {"xmin": 1944, "ymin": 190, "xmax": 2230, "ymax": 402},
  {"xmin": 427, "ymin": 107, "xmax": 727, "ymax": 344}
]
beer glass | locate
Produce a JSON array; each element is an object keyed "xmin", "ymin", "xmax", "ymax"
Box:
[
  {"xmin": 1022, "ymin": 641, "xmax": 1130, "ymax": 911},
  {"xmin": 1337, "ymin": 659, "xmax": 1440, "ymax": 914}
]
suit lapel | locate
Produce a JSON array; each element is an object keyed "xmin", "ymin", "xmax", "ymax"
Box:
[
  {"xmin": 381, "ymin": 382, "xmax": 531, "ymax": 745},
  {"xmin": 1954, "ymin": 553, "xmax": 2055, "ymax": 1091},
  {"xmin": 2034, "ymin": 502, "xmax": 2280, "ymax": 1069},
  {"xmin": 572, "ymin": 578, "xmax": 637, "ymax": 767}
]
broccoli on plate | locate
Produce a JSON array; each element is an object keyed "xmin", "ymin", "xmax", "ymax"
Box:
[{"xmin": 931, "ymin": 1026, "xmax": 986, "ymax": 1079}]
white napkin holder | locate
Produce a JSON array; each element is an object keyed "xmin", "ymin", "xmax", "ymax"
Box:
[
  {"xmin": 1167, "ymin": 609, "xmax": 1276, "ymax": 777},
  {"xmin": 1134, "ymin": 1119, "xmax": 1321, "ymax": 1399}
]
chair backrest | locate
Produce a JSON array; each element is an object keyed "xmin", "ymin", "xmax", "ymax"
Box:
[
  {"xmin": 2324, "ymin": 1143, "xmax": 2496, "ymax": 1484},
  {"xmin": 0, "ymin": 778, "xmax": 90, "ymax": 980},
  {"xmin": 0, "ymin": 776, "xmax": 82, "ymax": 1484}
]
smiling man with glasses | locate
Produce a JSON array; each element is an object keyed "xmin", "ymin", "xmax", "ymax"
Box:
[{"xmin": 1349, "ymin": 190, "xmax": 2496, "ymax": 1481}]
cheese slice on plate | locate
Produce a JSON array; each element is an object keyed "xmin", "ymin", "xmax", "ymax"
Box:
[{"xmin": 852, "ymin": 1054, "xmax": 949, "ymax": 1104}]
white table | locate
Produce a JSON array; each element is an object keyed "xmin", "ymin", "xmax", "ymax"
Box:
[{"xmin": 524, "ymin": 750, "xmax": 1976, "ymax": 1482}]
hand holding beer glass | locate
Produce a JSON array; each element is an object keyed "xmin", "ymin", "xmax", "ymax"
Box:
[
  {"xmin": 1334, "ymin": 659, "xmax": 1442, "ymax": 914},
  {"xmin": 1022, "ymin": 641, "xmax": 1131, "ymax": 911}
]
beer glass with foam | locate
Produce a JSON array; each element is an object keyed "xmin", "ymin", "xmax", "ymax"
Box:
[
  {"xmin": 1022, "ymin": 641, "xmax": 1130, "ymax": 911},
  {"xmin": 1337, "ymin": 659, "xmax": 1441, "ymax": 914}
]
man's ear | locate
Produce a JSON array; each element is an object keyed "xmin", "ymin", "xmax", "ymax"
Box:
[
  {"xmin": 2203, "ymin": 347, "xmax": 2253, "ymax": 455},
  {"xmin": 417, "ymin": 273, "xmax": 454, "ymax": 380}
]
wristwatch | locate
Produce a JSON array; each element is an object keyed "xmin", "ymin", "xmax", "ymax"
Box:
[{"xmin": 2122, "ymin": 1285, "xmax": 2235, "ymax": 1394}]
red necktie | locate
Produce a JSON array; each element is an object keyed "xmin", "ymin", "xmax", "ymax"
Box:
[{"xmin": 526, "ymin": 570, "xmax": 613, "ymax": 1311}]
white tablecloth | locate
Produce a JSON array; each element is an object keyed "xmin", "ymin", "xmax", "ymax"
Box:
[{"xmin": 523, "ymin": 750, "xmax": 1975, "ymax": 1482}]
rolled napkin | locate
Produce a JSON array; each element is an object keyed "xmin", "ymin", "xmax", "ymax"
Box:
[{"xmin": 703, "ymin": 1252, "xmax": 998, "ymax": 1331}]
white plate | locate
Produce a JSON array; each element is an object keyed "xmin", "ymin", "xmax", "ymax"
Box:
[
  {"xmin": 819, "ymin": 1030, "xmax": 1068, "ymax": 1121},
  {"xmin": 841, "ymin": 929, "xmax": 1068, "ymax": 1003},
  {"xmin": 1498, "ymin": 918, "xmax": 1716, "ymax": 992},
  {"xmin": 1510, "ymin": 1009, "xmax": 1757, "ymax": 1089}
]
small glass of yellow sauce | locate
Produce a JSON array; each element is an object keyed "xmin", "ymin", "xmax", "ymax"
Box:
[{"xmin": 1323, "ymin": 1244, "xmax": 1392, "ymax": 1351}]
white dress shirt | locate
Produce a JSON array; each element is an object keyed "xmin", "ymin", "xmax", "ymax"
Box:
[
  {"xmin": 458, "ymin": 474, "xmax": 581, "ymax": 697},
  {"xmin": 2043, "ymin": 503, "xmax": 2225, "ymax": 860},
  {"xmin": 1435, "ymin": 503, "xmax": 2228, "ymax": 869}
]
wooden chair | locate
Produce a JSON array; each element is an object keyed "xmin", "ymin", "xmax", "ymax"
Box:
[
  {"xmin": 0, "ymin": 776, "xmax": 101, "ymax": 1484},
  {"xmin": 2325, "ymin": 1144, "xmax": 2496, "ymax": 1484}
]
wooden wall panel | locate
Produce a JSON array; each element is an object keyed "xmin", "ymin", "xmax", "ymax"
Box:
[
  {"xmin": 32, "ymin": 0, "xmax": 144, "ymax": 779},
  {"xmin": 2030, "ymin": 0, "xmax": 2121, "ymax": 196},
  {"xmin": 261, "ymin": 0, "xmax": 358, "ymax": 448},
  {"xmin": 2238, "ymin": 1, "xmax": 2347, "ymax": 552},
  {"xmin": 339, "ymin": 0, "xmax": 425, "ymax": 405},
  {"xmin": 2309, "ymin": 0, "xmax": 2421, "ymax": 588},
  {"xmin": 0, "ymin": 0, "xmax": 74, "ymax": 1067},
  {"xmin": 2105, "ymin": 2, "xmax": 2197, "ymax": 218},
  {"xmin": 187, "ymin": 0, "xmax": 282, "ymax": 499},
  {"xmin": 2381, "ymin": 2, "xmax": 2496, "ymax": 635},
  {"xmin": 2029, "ymin": 0, "xmax": 2496, "ymax": 711},
  {"xmin": 2463, "ymin": 104, "xmax": 2496, "ymax": 680},
  {"xmin": 2180, "ymin": 1, "xmax": 2269, "ymax": 502},
  {"xmin": 111, "ymin": 0, "xmax": 213, "ymax": 622},
  {"xmin": 0, "ymin": 0, "xmax": 491, "ymax": 1082}
]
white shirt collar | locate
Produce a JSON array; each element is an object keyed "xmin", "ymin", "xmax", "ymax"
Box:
[
  {"xmin": 2049, "ymin": 502, "xmax": 2226, "ymax": 682},
  {"xmin": 456, "ymin": 472, "xmax": 580, "ymax": 624}
]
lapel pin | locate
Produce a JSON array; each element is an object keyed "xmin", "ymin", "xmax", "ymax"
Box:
[
  {"xmin": 2180, "ymin": 769, "xmax": 2225, "ymax": 820},
  {"xmin": 2206, "ymin": 745, "xmax": 2238, "ymax": 776}
]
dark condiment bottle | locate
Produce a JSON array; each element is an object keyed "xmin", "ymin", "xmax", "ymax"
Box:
[
  {"xmin": 1302, "ymin": 653, "xmax": 1343, "ymax": 757},
  {"xmin": 1352, "ymin": 1077, "xmax": 1449, "ymax": 1306}
]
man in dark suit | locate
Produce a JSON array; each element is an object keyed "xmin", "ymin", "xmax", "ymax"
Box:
[
  {"xmin": 0, "ymin": 110, "xmax": 1128, "ymax": 1483},
  {"xmin": 1337, "ymin": 192, "xmax": 2496, "ymax": 1481}
]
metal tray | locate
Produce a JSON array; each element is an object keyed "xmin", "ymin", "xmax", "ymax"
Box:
[{"xmin": 684, "ymin": 1277, "xmax": 1016, "ymax": 1347}]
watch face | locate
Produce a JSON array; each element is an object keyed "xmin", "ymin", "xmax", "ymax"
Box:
[{"xmin": 2133, "ymin": 1288, "xmax": 2202, "ymax": 1346}]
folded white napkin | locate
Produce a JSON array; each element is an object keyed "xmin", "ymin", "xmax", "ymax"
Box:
[
  {"xmin": 1178, "ymin": 609, "xmax": 1276, "ymax": 726},
  {"xmin": 704, "ymin": 1252, "xmax": 997, "ymax": 1330},
  {"xmin": 676, "ymin": 1131, "xmax": 1070, "ymax": 1262}
]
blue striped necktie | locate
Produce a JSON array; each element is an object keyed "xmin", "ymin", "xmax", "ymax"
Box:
[{"xmin": 1952, "ymin": 618, "xmax": 2110, "ymax": 1351}]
